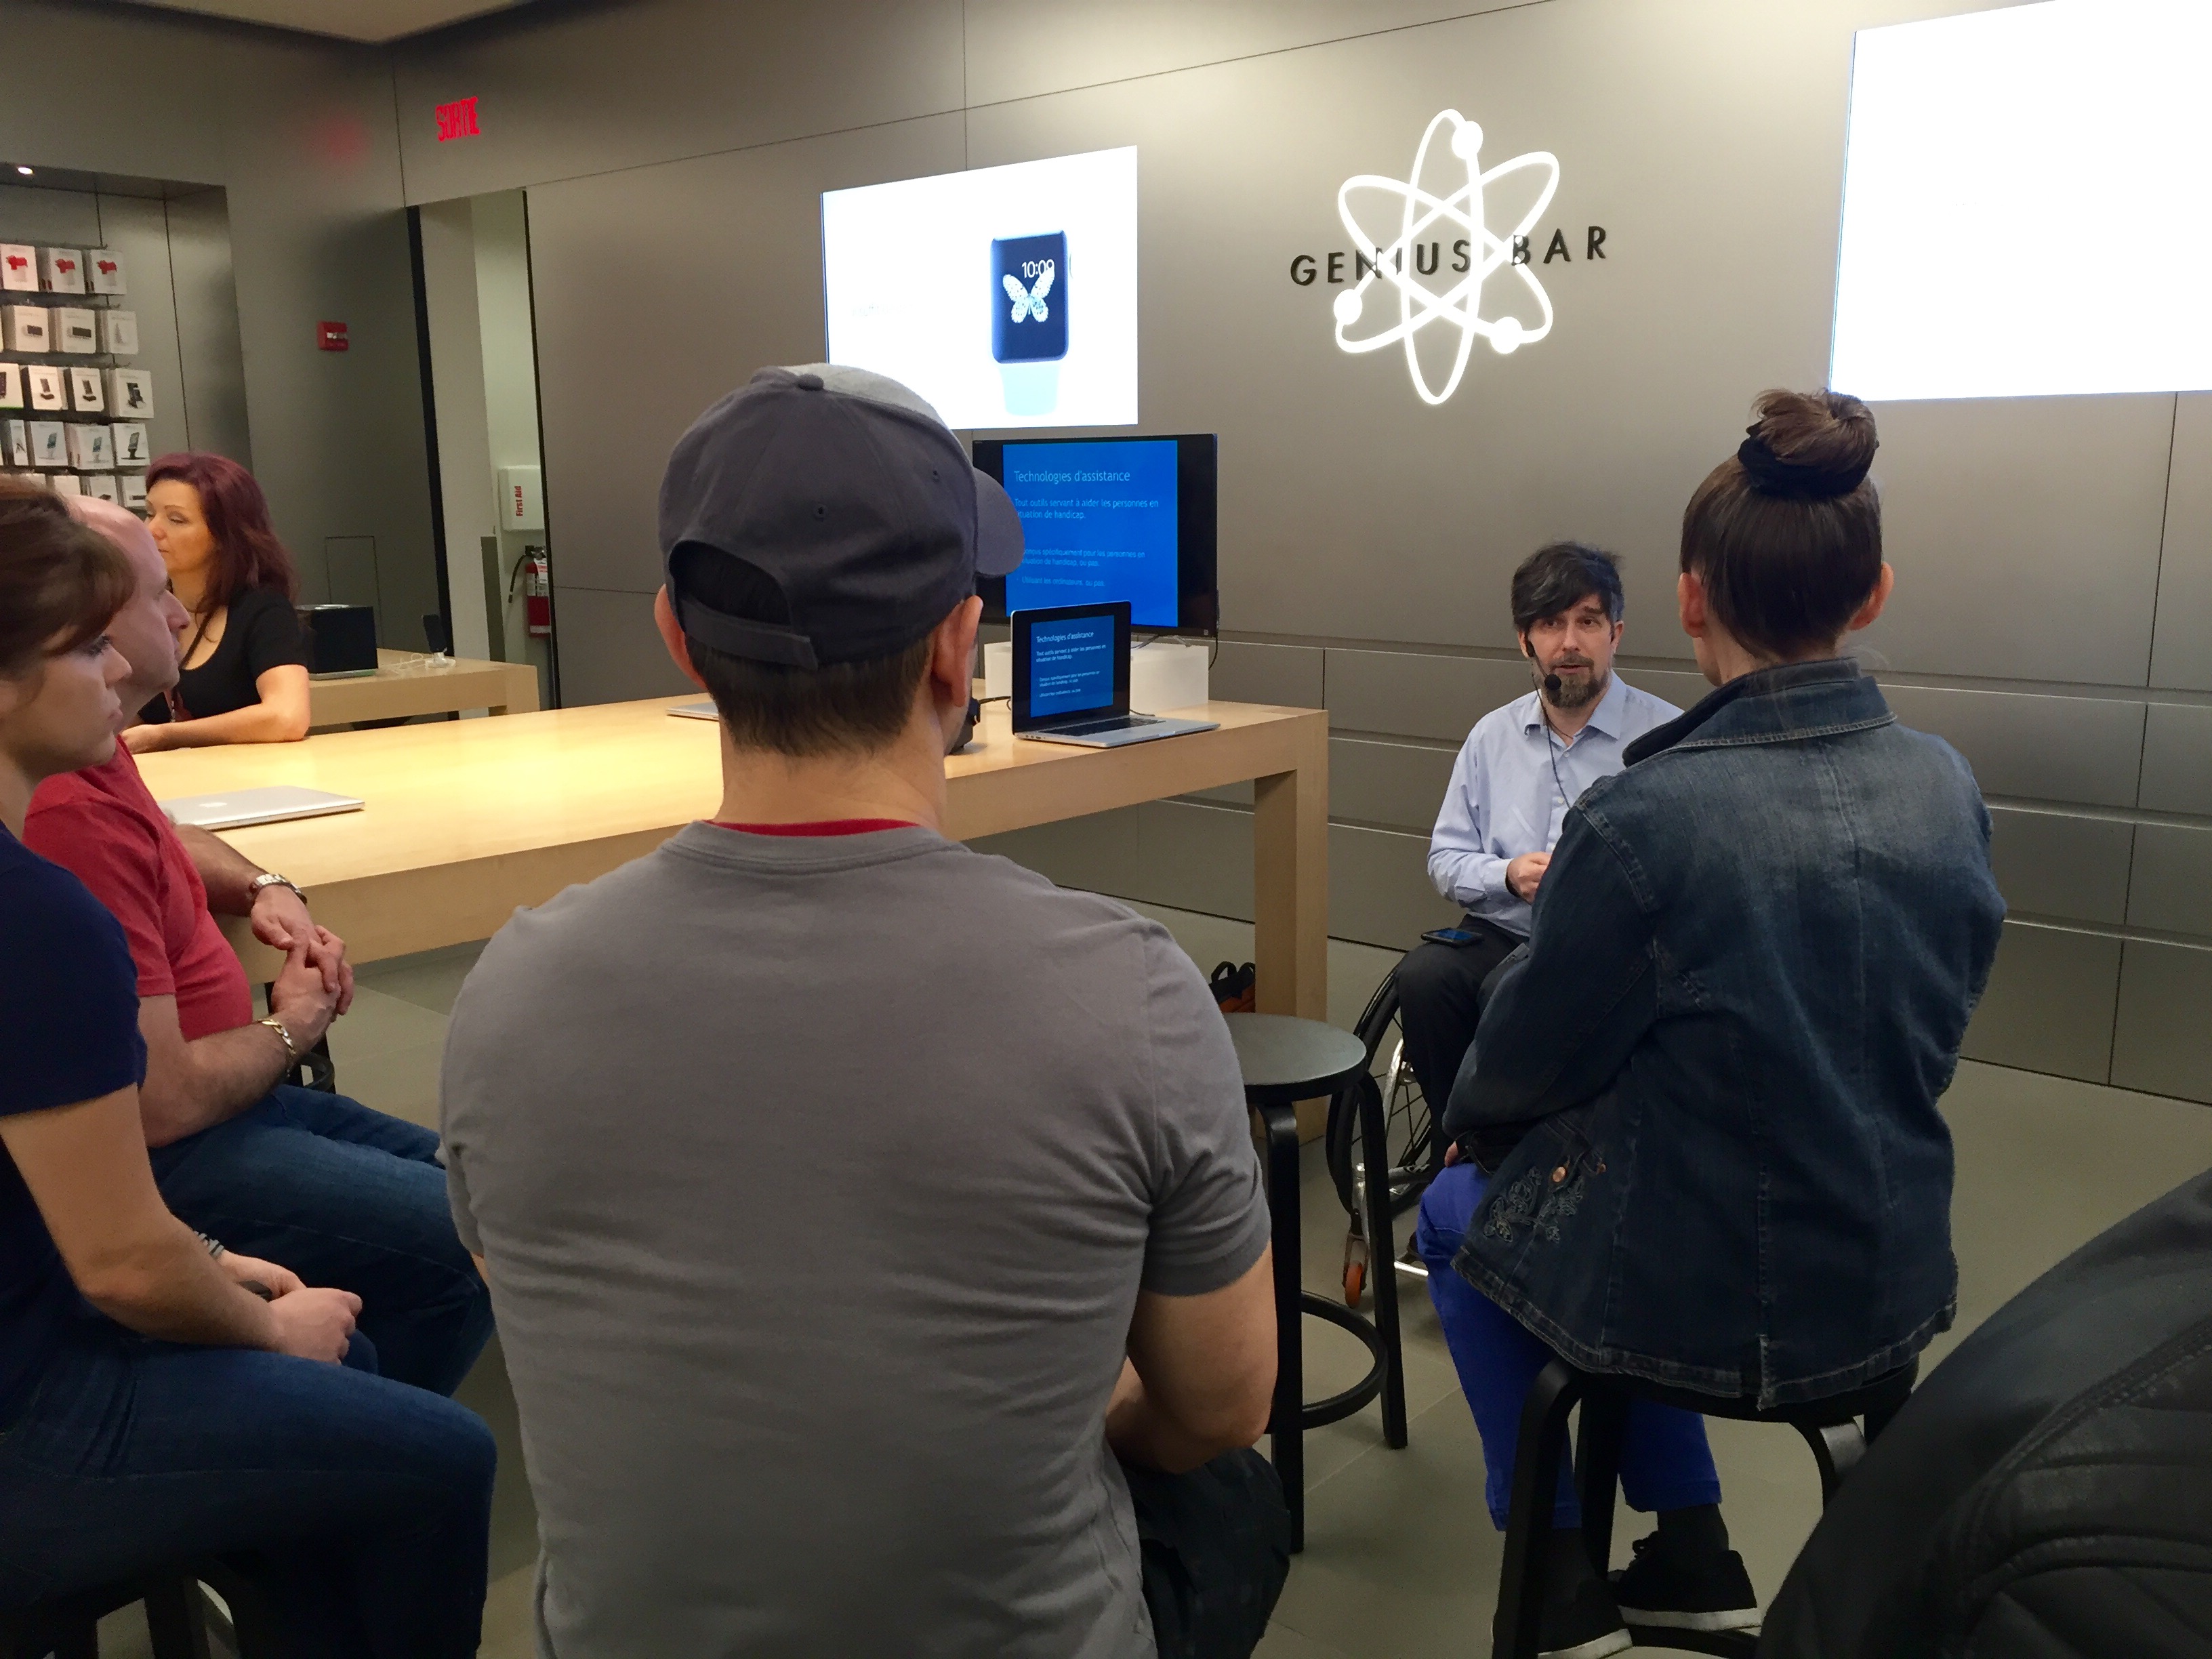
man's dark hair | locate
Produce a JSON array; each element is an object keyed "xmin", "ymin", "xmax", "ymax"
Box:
[
  {"xmin": 1509, "ymin": 541, "xmax": 1624, "ymax": 636},
  {"xmin": 672, "ymin": 546, "xmax": 933, "ymax": 758}
]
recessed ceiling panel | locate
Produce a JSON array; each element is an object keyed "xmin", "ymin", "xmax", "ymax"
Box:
[{"xmin": 121, "ymin": 0, "xmax": 532, "ymax": 44}]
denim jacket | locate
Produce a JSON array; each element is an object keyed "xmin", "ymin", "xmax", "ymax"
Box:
[{"xmin": 1443, "ymin": 659, "xmax": 2005, "ymax": 1406}]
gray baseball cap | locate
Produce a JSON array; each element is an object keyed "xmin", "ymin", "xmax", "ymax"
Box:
[{"xmin": 659, "ymin": 363, "xmax": 1023, "ymax": 668}]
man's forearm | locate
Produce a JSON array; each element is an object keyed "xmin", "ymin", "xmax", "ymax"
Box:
[
  {"xmin": 144, "ymin": 1024, "xmax": 293, "ymax": 1147},
  {"xmin": 1105, "ymin": 1368, "xmax": 1242, "ymax": 1475},
  {"xmin": 176, "ymin": 822, "xmax": 264, "ymax": 915},
  {"xmin": 87, "ymin": 1220, "xmax": 281, "ymax": 1351}
]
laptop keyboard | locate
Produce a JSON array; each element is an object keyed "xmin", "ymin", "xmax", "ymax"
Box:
[{"xmin": 1047, "ymin": 713, "xmax": 1163, "ymax": 737}]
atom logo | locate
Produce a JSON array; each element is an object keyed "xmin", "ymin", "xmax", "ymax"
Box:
[{"xmin": 1333, "ymin": 109, "xmax": 1561, "ymax": 406}]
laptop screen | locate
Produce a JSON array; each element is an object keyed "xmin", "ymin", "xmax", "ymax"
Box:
[{"xmin": 1013, "ymin": 602, "xmax": 1130, "ymax": 729}]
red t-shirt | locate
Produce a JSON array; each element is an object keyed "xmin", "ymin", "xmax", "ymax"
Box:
[{"xmin": 24, "ymin": 747, "xmax": 255, "ymax": 1042}]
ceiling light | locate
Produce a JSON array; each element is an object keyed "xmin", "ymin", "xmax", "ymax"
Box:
[{"xmin": 14, "ymin": 167, "xmax": 30, "ymax": 176}]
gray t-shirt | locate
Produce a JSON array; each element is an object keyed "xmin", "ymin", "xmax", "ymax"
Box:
[{"xmin": 442, "ymin": 823, "xmax": 1269, "ymax": 1659}]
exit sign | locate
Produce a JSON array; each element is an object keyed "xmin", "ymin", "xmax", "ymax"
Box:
[{"xmin": 435, "ymin": 98, "xmax": 480, "ymax": 142}]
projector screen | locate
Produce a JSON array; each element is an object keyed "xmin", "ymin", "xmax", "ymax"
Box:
[
  {"xmin": 822, "ymin": 148, "xmax": 1138, "ymax": 430},
  {"xmin": 1830, "ymin": 0, "xmax": 2212, "ymax": 401}
]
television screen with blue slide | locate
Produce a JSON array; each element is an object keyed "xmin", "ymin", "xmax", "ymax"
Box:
[{"xmin": 977, "ymin": 434, "xmax": 1218, "ymax": 634}]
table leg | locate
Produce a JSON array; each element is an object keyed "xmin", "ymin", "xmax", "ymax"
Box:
[{"xmin": 1251, "ymin": 720, "xmax": 1328, "ymax": 1023}]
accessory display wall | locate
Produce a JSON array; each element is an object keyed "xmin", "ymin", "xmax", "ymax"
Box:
[{"xmin": 0, "ymin": 241, "xmax": 146, "ymax": 506}]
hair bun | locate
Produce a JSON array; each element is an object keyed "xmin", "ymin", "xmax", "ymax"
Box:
[{"xmin": 1736, "ymin": 388, "xmax": 1877, "ymax": 499}]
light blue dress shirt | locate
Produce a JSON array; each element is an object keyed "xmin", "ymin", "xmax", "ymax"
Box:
[{"xmin": 1427, "ymin": 673, "xmax": 1683, "ymax": 935}]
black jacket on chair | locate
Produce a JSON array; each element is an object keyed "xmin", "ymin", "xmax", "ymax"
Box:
[{"xmin": 1759, "ymin": 1169, "xmax": 2212, "ymax": 1658}]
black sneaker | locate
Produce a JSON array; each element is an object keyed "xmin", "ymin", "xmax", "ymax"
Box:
[
  {"xmin": 1494, "ymin": 1534, "xmax": 1632, "ymax": 1659},
  {"xmin": 1610, "ymin": 1531, "xmax": 1762, "ymax": 1634}
]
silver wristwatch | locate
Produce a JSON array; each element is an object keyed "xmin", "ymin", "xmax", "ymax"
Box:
[{"xmin": 248, "ymin": 871, "xmax": 307, "ymax": 905}]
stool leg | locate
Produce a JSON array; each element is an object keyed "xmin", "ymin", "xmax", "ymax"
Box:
[
  {"xmin": 1574, "ymin": 1381, "xmax": 1629, "ymax": 1579},
  {"xmin": 142, "ymin": 1572, "xmax": 212, "ymax": 1659},
  {"xmin": 1355, "ymin": 1075, "xmax": 1408, "ymax": 1449},
  {"xmin": 1260, "ymin": 1102, "xmax": 1305, "ymax": 1553},
  {"xmin": 1797, "ymin": 1420, "xmax": 1868, "ymax": 1504},
  {"xmin": 1494, "ymin": 1358, "xmax": 1583, "ymax": 1659}
]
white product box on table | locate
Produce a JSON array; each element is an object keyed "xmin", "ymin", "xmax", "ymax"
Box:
[
  {"xmin": 25, "ymin": 365, "xmax": 64, "ymax": 411},
  {"xmin": 6, "ymin": 306, "xmax": 49, "ymax": 352},
  {"xmin": 110, "ymin": 422, "xmax": 148, "ymax": 466},
  {"xmin": 100, "ymin": 310, "xmax": 137, "ymax": 355},
  {"xmin": 28, "ymin": 421, "xmax": 66, "ymax": 466},
  {"xmin": 0, "ymin": 364, "xmax": 20, "ymax": 409},
  {"xmin": 120, "ymin": 472, "xmax": 147, "ymax": 510},
  {"xmin": 981, "ymin": 638, "xmax": 1212, "ymax": 711},
  {"xmin": 65, "ymin": 424, "xmax": 110, "ymax": 470},
  {"xmin": 87, "ymin": 250, "xmax": 125, "ymax": 295},
  {"xmin": 105, "ymin": 368, "xmax": 152, "ymax": 417},
  {"xmin": 39, "ymin": 248, "xmax": 84, "ymax": 294},
  {"xmin": 56, "ymin": 308, "xmax": 98, "ymax": 354},
  {"xmin": 67, "ymin": 366, "xmax": 102, "ymax": 412},
  {"xmin": 0, "ymin": 246, "xmax": 36, "ymax": 293}
]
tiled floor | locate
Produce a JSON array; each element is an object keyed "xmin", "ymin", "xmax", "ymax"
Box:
[{"xmin": 98, "ymin": 905, "xmax": 2212, "ymax": 1658}]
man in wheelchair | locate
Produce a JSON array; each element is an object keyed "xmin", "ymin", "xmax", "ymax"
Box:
[{"xmin": 1395, "ymin": 542, "xmax": 1677, "ymax": 1120}]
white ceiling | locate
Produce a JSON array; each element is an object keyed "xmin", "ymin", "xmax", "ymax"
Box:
[{"xmin": 122, "ymin": 0, "xmax": 532, "ymax": 43}]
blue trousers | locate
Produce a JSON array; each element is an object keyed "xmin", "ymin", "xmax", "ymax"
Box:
[
  {"xmin": 0, "ymin": 1320, "xmax": 493, "ymax": 1656},
  {"xmin": 148, "ymin": 1086, "xmax": 493, "ymax": 1397},
  {"xmin": 1416, "ymin": 1162, "xmax": 1723, "ymax": 1529}
]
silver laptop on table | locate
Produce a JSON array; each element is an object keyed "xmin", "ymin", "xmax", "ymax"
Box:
[
  {"xmin": 159, "ymin": 786, "xmax": 364, "ymax": 831},
  {"xmin": 1011, "ymin": 602, "xmax": 1217, "ymax": 750}
]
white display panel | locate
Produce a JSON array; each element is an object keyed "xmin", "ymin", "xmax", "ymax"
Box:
[
  {"xmin": 822, "ymin": 148, "xmax": 1138, "ymax": 430},
  {"xmin": 1831, "ymin": 0, "xmax": 2212, "ymax": 401}
]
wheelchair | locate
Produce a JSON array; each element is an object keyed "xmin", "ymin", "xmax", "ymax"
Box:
[{"xmin": 1322, "ymin": 962, "xmax": 1446, "ymax": 1306}]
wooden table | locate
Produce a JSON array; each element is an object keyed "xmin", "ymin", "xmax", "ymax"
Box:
[
  {"xmin": 308, "ymin": 651, "xmax": 540, "ymax": 730},
  {"xmin": 138, "ymin": 695, "xmax": 1330, "ymax": 1025}
]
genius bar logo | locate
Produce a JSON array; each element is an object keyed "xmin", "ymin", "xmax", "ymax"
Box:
[
  {"xmin": 1290, "ymin": 109, "xmax": 1603, "ymax": 407},
  {"xmin": 435, "ymin": 98, "xmax": 480, "ymax": 142}
]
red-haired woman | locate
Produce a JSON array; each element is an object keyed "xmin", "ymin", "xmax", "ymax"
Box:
[{"xmin": 123, "ymin": 453, "xmax": 312, "ymax": 752}]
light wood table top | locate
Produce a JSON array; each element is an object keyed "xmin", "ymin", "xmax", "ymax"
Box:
[
  {"xmin": 308, "ymin": 650, "xmax": 539, "ymax": 729},
  {"xmin": 137, "ymin": 695, "xmax": 1331, "ymax": 1023}
]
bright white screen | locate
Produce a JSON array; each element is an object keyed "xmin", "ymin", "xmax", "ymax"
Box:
[
  {"xmin": 1831, "ymin": 0, "xmax": 2212, "ymax": 401},
  {"xmin": 822, "ymin": 148, "xmax": 1138, "ymax": 430}
]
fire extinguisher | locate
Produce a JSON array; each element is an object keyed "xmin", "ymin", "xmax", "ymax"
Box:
[{"xmin": 510, "ymin": 548, "xmax": 552, "ymax": 638}]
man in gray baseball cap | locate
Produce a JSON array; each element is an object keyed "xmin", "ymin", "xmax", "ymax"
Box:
[{"xmin": 443, "ymin": 365, "xmax": 1288, "ymax": 1659}]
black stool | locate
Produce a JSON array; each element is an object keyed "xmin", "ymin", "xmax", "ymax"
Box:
[
  {"xmin": 1, "ymin": 1557, "xmax": 274, "ymax": 1659},
  {"xmin": 1223, "ymin": 1012, "xmax": 1409, "ymax": 1551},
  {"xmin": 1492, "ymin": 1357, "xmax": 1917, "ymax": 1658}
]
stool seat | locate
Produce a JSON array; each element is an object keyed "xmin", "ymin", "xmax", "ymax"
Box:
[
  {"xmin": 1223, "ymin": 1014, "xmax": 1368, "ymax": 1103},
  {"xmin": 1224, "ymin": 1013, "xmax": 1407, "ymax": 1553}
]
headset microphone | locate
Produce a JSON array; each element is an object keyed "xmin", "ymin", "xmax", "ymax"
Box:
[{"xmin": 1544, "ymin": 673, "xmax": 1562, "ymax": 695}]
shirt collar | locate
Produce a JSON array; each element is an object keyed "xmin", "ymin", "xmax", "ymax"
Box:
[{"xmin": 1521, "ymin": 672, "xmax": 1629, "ymax": 741}]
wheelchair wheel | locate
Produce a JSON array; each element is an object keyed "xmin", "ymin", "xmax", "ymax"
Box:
[{"xmin": 1324, "ymin": 965, "xmax": 1441, "ymax": 1233}]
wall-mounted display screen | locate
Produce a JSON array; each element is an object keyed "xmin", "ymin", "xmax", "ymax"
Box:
[
  {"xmin": 975, "ymin": 433, "xmax": 1218, "ymax": 634},
  {"xmin": 821, "ymin": 148, "xmax": 1139, "ymax": 430},
  {"xmin": 1830, "ymin": 0, "xmax": 2212, "ymax": 401}
]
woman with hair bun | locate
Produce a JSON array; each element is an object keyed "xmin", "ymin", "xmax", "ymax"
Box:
[
  {"xmin": 1416, "ymin": 390, "xmax": 2005, "ymax": 1654},
  {"xmin": 124, "ymin": 452, "xmax": 312, "ymax": 751}
]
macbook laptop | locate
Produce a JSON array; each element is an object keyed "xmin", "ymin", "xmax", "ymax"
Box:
[
  {"xmin": 1011, "ymin": 602, "xmax": 1218, "ymax": 749},
  {"xmin": 159, "ymin": 786, "xmax": 365, "ymax": 831},
  {"xmin": 667, "ymin": 699, "xmax": 719, "ymax": 720}
]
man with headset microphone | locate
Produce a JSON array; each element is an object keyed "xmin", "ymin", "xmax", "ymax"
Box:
[{"xmin": 1393, "ymin": 542, "xmax": 1679, "ymax": 1138}]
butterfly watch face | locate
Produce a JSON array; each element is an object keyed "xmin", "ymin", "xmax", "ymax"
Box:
[{"xmin": 992, "ymin": 232, "xmax": 1068, "ymax": 364}]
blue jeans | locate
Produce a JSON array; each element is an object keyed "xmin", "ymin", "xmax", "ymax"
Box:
[
  {"xmin": 0, "ymin": 1319, "xmax": 493, "ymax": 1656},
  {"xmin": 149, "ymin": 1086, "xmax": 493, "ymax": 1397},
  {"xmin": 1416, "ymin": 1162, "xmax": 1723, "ymax": 1528}
]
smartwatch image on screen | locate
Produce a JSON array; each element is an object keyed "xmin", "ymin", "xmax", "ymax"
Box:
[{"xmin": 992, "ymin": 232, "xmax": 1067, "ymax": 418}]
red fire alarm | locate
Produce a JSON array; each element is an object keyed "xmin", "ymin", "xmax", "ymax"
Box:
[
  {"xmin": 316, "ymin": 321, "xmax": 349, "ymax": 352},
  {"xmin": 435, "ymin": 98, "xmax": 480, "ymax": 142}
]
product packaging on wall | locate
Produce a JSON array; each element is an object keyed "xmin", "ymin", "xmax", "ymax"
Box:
[
  {"xmin": 0, "ymin": 246, "xmax": 34, "ymax": 293},
  {"xmin": 4, "ymin": 420, "xmax": 26, "ymax": 468},
  {"xmin": 0, "ymin": 365, "xmax": 18, "ymax": 410},
  {"xmin": 38, "ymin": 247, "xmax": 83, "ymax": 295},
  {"xmin": 0, "ymin": 240, "xmax": 151, "ymax": 506}
]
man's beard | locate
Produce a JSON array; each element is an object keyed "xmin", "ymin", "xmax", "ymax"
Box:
[{"xmin": 1542, "ymin": 661, "xmax": 1609, "ymax": 712}]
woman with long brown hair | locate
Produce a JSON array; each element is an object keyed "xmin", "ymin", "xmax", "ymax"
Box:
[{"xmin": 123, "ymin": 452, "xmax": 312, "ymax": 750}]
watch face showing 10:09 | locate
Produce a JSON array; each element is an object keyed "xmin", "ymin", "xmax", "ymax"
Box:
[{"xmin": 993, "ymin": 233, "xmax": 1068, "ymax": 364}]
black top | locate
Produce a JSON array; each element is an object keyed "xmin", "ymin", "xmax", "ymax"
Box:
[
  {"xmin": 0, "ymin": 827, "xmax": 146, "ymax": 1421},
  {"xmin": 141, "ymin": 586, "xmax": 309, "ymax": 724}
]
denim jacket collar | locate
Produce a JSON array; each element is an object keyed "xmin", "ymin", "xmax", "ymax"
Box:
[{"xmin": 1624, "ymin": 657, "xmax": 1893, "ymax": 766}]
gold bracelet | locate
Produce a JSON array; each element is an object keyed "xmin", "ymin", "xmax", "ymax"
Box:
[{"xmin": 258, "ymin": 1015, "xmax": 300, "ymax": 1061}]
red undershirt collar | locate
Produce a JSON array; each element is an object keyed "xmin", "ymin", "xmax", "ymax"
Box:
[{"xmin": 709, "ymin": 819, "xmax": 918, "ymax": 836}]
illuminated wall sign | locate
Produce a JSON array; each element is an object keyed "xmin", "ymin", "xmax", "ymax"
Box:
[
  {"xmin": 1301, "ymin": 110, "xmax": 1565, "ymax": 407},
  {"xmin": 435, "ymin": 98, "xmax": 480, "ymax": 142}
]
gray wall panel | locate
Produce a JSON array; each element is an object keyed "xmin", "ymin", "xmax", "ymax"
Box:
[
  {"xmin": 1330, "ymin": 823, "xmax": 1458, "ymax": 951},
  {"xmin": 2150, "ymin": 393, "xmax": 2212, "ymax": 691},
  {"xmin": 525, "ymin": 115, "xmax": 966, "ymax": 611},
  {"xmin": 163, "ymin": 190, "xmax": 253, "ymax": 468},
  {"xmin": 550, "ymin": 587, "xmax": 693, "ymax": 708},
  {"xmin": 1326, "ymin": 650, "xmax": 1529, "ymax": 742},
  {"xmin": 1858, "ymin": 396, "xmax": 2173, "ymax": 684},
  {"xmin": 2125, "ymin": 825, "xmax": 2212, "ymax": 941},
  {"xmin": 970, "ymin": 805, "xmax": 1151, "ymax": 900},
  {"xmin": 1959, "ymin": 922, "xmax": 2121, "ymax": 1084},
  {"xmin": 1624, "ymin": 668, "xmax": 1710, "ymax": 713},
  {"xmin": 2139, "ymin": 703, "xmax": 2212, "ymax": 817},
  {"xmin": 1211, "ymin": 641, "xmax": 1324, "ymax": 710},
  {"xmin": 2110, "ymin": 941, "xmax": 2212, "ymax": 1105},
  {"xmin": 1881, "ymin": 685, "xmax": 2146, "ymax": 808},
  {"xmin": 1330, "ymin": 737, "xmax": 1454, "ymax": 832},
  {"xmin": 1987, "ymin": 807, "xmax": 2133, "ymax": 928}
]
